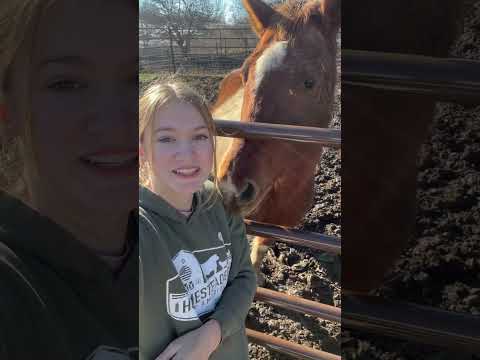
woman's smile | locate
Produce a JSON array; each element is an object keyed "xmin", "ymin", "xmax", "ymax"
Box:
[{"xmin": 172, "ymin": 167, "xmax": 201, "ymax": 179}]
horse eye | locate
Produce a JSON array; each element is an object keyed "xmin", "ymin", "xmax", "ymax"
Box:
[{"xmin": 304, "ymin": 80, "xmax": 314, "ymax": 89}]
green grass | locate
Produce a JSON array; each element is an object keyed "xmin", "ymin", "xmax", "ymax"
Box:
[
  {"xmin": 139, "ymin": 72, "xmax": 158, "ymax": 84},
  {"xmin": 139, "ymin": 72, "xmax": 164, "ymax": 91}
]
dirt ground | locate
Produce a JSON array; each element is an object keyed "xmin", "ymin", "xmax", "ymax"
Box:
[{"xmin": 342, "ymin": 1, "xmax": 480, "ymax": 359}]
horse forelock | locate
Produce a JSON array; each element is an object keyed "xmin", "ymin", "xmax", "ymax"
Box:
[{"xmin": 273, "ymin": 0, "xmax": 324, "ymax": 39}]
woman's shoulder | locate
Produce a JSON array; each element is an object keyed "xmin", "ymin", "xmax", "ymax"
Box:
[
  {"xmin": 0, "ymin": 240, "xmax": 49, "ymax": 327},
  {"xmin": 0, "ymin": 241, "xmax": 71, "ymax": 357}
]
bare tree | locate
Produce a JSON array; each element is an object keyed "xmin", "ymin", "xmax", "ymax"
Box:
[
  {"xmin": 140, "ymin": 0, "xmax": 225, "ymax": 55},
  {"xmin": 228, "ymin": 0, "xmax": 285, "ymax": 25}
]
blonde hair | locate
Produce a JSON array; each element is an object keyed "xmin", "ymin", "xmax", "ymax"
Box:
[
  {"xmin": 139, "ymin": 81, "xmax": 221, "ymax": 209},
  {"xmin": 0, "ymin": 0, "xmax": 56, "ymax": 199}
]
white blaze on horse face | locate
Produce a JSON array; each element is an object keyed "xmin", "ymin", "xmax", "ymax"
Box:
[
  {"xmin": 255, "ymin": 41, "xmax": 289, "ymax": 93},
  {"xmin": 213, "ymin": 87, "xmax": 244, "ymax": 168}
]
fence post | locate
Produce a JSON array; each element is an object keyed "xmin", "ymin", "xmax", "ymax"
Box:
[
  {"xmin": 168, "ymin": 29, "xmax": 176, "ymax": 74},
  {"xmin": 219, "ymin": 28, "xmax": 223, "ymax": 57}
]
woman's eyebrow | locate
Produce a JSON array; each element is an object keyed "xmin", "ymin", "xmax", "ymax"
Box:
[
  {"xmin": 154, "ymin": 126, "xmax": 207, "ymax": 133},
  {"xmin": 154, "ymin": 127, "xmax": 174, "ymax": 133},
  {"xmin": 37, "ymin": 55, "xmax": 91, "ymax": 69}
]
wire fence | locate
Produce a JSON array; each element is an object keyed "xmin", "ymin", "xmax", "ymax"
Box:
[{"xmin": 139, "ymin": 25, "xmax": 257, "ymax": 73}]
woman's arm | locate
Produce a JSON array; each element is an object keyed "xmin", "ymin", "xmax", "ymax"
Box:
[{"xmin": 155, "ymin": 319, "xmax": 221, "ymax": 360}]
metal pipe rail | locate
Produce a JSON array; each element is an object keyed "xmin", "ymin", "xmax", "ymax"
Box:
[
  {"xmin": 342, "ymin": 49, "xmax": 480, "ymax": 103},
  {"xmin": 214, "ymin": 120, "xmax": 341, "ymax": 148},
  {"xmin": 255, "ymin": 287, "xmax": 341, "ymax": 322},
  {"xmin": 245, "ymin": 220, "xmax": 341, "ymax": 255},
  {"xmin": 139, "ymin": 26, "xmax": 252, "ymax": 31},
  {"xmin": 343, "ymin": 294, "xmax": 480, "ymax": 353},
  {"xmin": 246, "ymin": 329, "xmax": 341, "ymax": 360}
]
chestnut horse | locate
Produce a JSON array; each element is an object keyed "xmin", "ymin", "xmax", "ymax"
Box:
[
  {"xmin": 342, "ymin": 1, "xmax": 464, "ymax": 293},
  {"xmin": 212, "ymin": 0, "xmax": 340, "ymax": 284}
]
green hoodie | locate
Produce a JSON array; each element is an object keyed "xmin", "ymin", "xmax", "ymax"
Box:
[
  {"xmin": 0, "ymin": 191, "xmax": 138, "ymax": 360},
  {"xmin": 139, "ymin": 183, "xmax": 256, "ymax": 360}
]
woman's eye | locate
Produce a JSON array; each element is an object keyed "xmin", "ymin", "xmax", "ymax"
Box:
[
  {"xmin": 158, "ymin": 137, "xmax": 175, "ymax": 143},
  {"xmin": 48, "ymin": 79, "xmax": 84, "ymax": 91},
  {"xmin": 194, "ymin": 134, "xmax": 209, "ymax": 141}
]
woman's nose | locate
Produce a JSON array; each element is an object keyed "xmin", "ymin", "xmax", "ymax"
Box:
[{"xmin": 174, "ymin": 141, "xmax": 195, "ymax": 158}]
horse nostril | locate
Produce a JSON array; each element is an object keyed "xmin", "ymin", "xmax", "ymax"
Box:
[{"xmin": 239, "ymin": 182, "xmax": 256, "ymax": 202}]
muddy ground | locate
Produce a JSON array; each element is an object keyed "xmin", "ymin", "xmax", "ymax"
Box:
[{"xmin": 342, "ymin": 1, "xmax": 480, "ymax": 359}]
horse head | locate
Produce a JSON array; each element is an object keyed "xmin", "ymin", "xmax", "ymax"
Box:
[{"xmin": 214, "ymin": 0, "xmax": 340, "ymax": 222}]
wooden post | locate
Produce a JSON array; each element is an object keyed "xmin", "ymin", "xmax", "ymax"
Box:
[{"xmin": 168, "ymin": 29, "xmax": 176, "ymax": 74}]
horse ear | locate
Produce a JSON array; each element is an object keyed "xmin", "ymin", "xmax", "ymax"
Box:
[
  {"xmin": 242, "ymin": 0, "xmax": 276, "ymax": 37},
  {"xmin": 310, "ymin": 0, "xmax": 341, "ymax": 35}
]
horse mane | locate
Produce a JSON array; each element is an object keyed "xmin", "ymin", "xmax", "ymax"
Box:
[{"xmin": 272, "ymin": 0, "xmax": 321, "ymax": 40}]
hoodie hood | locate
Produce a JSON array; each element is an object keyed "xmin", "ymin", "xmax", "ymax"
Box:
[
  {"xmin": 0, "ymin": 190, "xmax": 137, "ymax": 282},
  {"xmin": 139, "ymin": 183, "xmax": 214, "ymax": 225}
]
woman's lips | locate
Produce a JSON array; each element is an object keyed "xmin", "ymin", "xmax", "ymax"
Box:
[
  {"xmin": 172, "ymin": 167, "xmax": 201, "ymax": 179},
  {"xmin": 80, "ymin": 150, "xmax": 138, "ymax": 176}
]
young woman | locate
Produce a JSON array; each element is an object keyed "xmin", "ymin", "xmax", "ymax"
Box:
[
  {"xmin": 139, "ymin": 81, "xmax": 256, "ymax": 360},
  {"xmin": 0, "ymin": 1, "xmax": 138, "ymax": 358}
]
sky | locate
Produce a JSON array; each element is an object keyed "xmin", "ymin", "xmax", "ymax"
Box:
[{"xmin": 140, "ymin": 0, "xmax": 237, "ymax": 24}]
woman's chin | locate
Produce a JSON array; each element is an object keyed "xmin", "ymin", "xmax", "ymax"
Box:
[{"xmin": 172, "ymin": 183, "xmax": 204, "ymax": 196}]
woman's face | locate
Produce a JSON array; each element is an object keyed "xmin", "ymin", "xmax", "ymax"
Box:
[
  {"xmin": 147, "ymin": 101, "xmax": 213, "ymax": 202},
  {"xmin": 6, "ymin": 1, "xmax": 138, "ymax": 221}
]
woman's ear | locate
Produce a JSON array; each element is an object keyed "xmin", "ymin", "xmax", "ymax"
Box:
[{"xmin": 139, "ymin": 143, "xmax": 145, "ymax": 159}]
